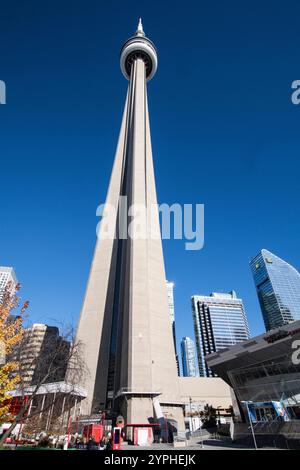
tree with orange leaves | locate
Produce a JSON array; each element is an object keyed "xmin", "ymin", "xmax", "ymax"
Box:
[{"xmin": 0, "ymin": 283, "xmax": 28, "ymax": 424}]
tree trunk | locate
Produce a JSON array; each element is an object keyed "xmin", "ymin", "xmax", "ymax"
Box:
[{"xmin": 0, "ymin": 419, "xmax": 19, "ymax": 446}]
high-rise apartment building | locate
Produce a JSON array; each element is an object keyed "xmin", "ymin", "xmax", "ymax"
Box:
[
  {"xmin": 16, "ymin": 324, "xmax": 70, "ymax": 385},
  {"xmin": 192, "ymin": 291, "xmax": 250, "ymax": 377},
  {"xmin": 250, "ymin": 249, "xmax": 300, "ymax": 331},
  {"xmin": 0, "ymin": 267, "xmax": 18, "ymax": 304}
]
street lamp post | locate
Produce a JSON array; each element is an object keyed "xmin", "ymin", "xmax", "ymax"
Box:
[
  {"xmin": 189, "ymin": 397, "xmax": 193, "ymax": 433},
  {"xmin": 197, "ymin": 402, "xmax": 205, "ymax": 449},
  {"xmin": 217, "ymin": 406, "xmax": 222, "ymax": 426},
  {"xmin": 242, "ymin": 401, "xmax": 258, "ymax": 450},
  {"xmin": 101, "ymin": 411, "xmax": 106, "ymax": 435}
]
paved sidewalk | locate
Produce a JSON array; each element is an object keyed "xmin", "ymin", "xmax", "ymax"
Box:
[{"xmin": 120, "ymin": 437, "xmax": 259, "ymax": 451}]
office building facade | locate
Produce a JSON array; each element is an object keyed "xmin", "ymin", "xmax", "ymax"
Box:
[
  {"xmin": 192, "ymin": 291, "xmax": 250, "ymax": 377},
  {"xmin": 250, "ymin": 249, "xmax": 300, "ymax": 331}
]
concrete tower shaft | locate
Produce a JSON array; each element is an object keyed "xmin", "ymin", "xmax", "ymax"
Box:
[{"xmin": 74, "ymin": 21, "xmax": 183, "ymax": 430}]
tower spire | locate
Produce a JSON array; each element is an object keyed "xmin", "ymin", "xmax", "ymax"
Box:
[
  {"xmin": 120, "ymin": 18, "xmax": 157, "ymax": 81},
  {"xmin": 136, "ymin": 17, "xmax": 145, "ymax": 36}
]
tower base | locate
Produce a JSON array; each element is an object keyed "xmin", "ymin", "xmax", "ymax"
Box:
[{"xmin": 117, "ymin": 394, "xmax": 185, "ymax": 433}]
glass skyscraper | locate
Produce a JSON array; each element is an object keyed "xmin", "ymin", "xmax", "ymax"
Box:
[
  {"xmin": 250, "ymin": 249, "xmax": 300, "ymax": 331},
  {"xmin": 192, "ymin": 291, "xmax": 250, "ymax": 377},
  {"xmin": 166, "ymin": 281, "xmax": 180, "ymax": 375},
  {"xmin": 181, "ymin": 336, "xmax": 199, "ymax": 377}
]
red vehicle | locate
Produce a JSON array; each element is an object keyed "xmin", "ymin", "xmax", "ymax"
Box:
[{"xmin": 82, "ymin": 424, "xmax": 104, "ymax": 444}]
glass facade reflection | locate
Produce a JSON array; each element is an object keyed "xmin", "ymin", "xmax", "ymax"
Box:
[
  {"xmin": 166, "ymin": 281, "xmax": 180, "ymax": 375},
  {"xmin": 192, "ymin": 291, "xmax": 250, "ymax": 377},
  {"xmin": 181, "ymin": 336, "xmax": 199, "ymax": 377},
  {"xmin": 229, "ymin": 357, "xmax": 300, "ymax": 403},
  {"xmin": 250, "ymin": 249, "xmax": 300, "ymax": 331}
]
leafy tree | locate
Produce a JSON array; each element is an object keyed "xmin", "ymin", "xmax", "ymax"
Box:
[
  {"xmin": 199, "ymin": 404, "xmax": 217, "ymax": 429},
  {"xmin": 0, "ymin": 284, "xmax": 28, "ymax": 424},
  {"xmin": 0, "ymin": 322, "xmax": 85, "ymax": 445}
]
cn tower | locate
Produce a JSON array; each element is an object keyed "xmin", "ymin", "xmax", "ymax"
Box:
[{"xmin": 75, "ymin": 20, "xmax": 184, "ymax": 429}]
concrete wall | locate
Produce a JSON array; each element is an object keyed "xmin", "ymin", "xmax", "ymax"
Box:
[{"xmin": 178, "ymin": 377, "xmax": 232, "ymax": 409}]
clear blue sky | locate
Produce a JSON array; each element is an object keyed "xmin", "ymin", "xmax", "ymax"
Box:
[{"xmin": 1, "ymin": 1, "xmax": 300, "ymax": 355}]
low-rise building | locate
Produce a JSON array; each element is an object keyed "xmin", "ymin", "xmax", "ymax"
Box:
[{"xmin": 206, "ymin": 320, "xmax": 300, "ymax": 446}]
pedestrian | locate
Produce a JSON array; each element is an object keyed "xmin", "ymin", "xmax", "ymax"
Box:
[
  {"xmin": 52, "ymin": 436, "xmax": 58, "ymax": 448},
  {"xmin": 105, "ymin": 437, "xmax": 112, "ymax": 450},
  {"xmin": 99, "ymin": 436, "xmax": 106, "ymax": 450},
  {"xmin": 86, "ymin": 436, "xmax": 95, "ymax": 450},
  {"xmin": 63, "ymin": 435, "xmax": 69, "ymax": 450}
]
